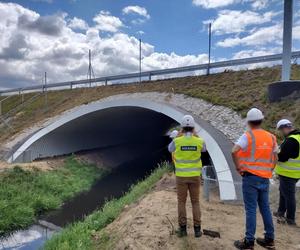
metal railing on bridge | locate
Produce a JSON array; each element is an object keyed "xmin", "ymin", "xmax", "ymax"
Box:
[{"xmin": 0, "ymin": 51, "xmax": 300, "ymax": 96}]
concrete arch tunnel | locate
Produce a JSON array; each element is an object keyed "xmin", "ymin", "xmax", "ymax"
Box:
[{"xmin": 8, "ymin": 98, "xmax": 241, "ymax": 201}]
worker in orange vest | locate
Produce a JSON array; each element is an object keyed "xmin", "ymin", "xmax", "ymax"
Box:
[{"xmin": 232, "ymin": 108, "xmax": 278, "ymax": 250}]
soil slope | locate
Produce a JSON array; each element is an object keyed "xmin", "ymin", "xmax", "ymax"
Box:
[{"xmin": 95, "ymin": 174, "xmax": 300, "ymax": 250}]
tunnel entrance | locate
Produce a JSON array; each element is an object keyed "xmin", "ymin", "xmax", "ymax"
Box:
[{"xmin": 8, "ymin": 98, "xmax": 239, "ymax": 200}]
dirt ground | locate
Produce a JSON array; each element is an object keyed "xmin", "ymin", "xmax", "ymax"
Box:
[
  {"xmin": 96, "ymin": 174, "xmax": 300, "ymax": 250},
  {"xmin": 0, "ymin": 150, "xmax": 110, "ymax": 173},
  {"xmin": 0, "ymin": 159, "xmax": 62, "ymax": 172}
]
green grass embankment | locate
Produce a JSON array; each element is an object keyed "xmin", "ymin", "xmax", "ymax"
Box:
[
  {"xmin": 44, "ymin": 163, "xmax": 171, "ymax": 250},
  {"xmin": 0, "ymin": 65, "xmax": 299, "ymax": 143},
  {"xmin": 0, "ymin": 157, "xmax": 106, "ymax": 237}
]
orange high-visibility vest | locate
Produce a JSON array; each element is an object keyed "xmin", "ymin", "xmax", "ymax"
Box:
[{"xmin": 237, "ymin": 129, "xmax": 276, "ymax": 179}]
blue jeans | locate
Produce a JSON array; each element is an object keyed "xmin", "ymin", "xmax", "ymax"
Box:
[{"xmin": 242, "ymin": 174, "xmax": 274, "ymax": 242}]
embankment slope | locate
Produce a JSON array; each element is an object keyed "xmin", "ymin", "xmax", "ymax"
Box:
[{"xmin": 95, "ymin": 174, "xmax": 300, "ymax": 250}]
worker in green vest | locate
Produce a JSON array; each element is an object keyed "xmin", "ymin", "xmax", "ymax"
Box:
[
  {"xmin": 274, "ymin": 119, "xmax": 300, "ymax": 226},
  {"xmin": 168, "ymin": 115, "xmax": 206, "ymax": 238}
]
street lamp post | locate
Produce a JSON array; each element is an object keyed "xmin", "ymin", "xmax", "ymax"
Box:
[
  {"xmin": 207, "ymin": 22, "xmax": 212, "ymax": 75},
  {"xmin": 139, "ymin": 38, "xmax": 142, "ymax": 83},
  {"xmin": 281, "ymin": 0, "xmax": 293, "ymax": 81}
]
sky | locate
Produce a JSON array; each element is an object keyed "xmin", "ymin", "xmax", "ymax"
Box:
[{"xmin": 0, "ymin": 0, "xmax": 300, "ymax": 89}]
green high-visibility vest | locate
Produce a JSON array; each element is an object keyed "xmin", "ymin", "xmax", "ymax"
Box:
[
  {"xmin": 174, "ymin": 135, "xmax": 204, "ymax": 177},
  {"xmin": 275, "ymin": 134, "xmax": 300, "ymax": 179}
]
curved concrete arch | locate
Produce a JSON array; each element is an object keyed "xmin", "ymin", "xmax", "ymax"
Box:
[{"xmin": 8, "ymin": 98, "xmax": 240, "ymax": 201}]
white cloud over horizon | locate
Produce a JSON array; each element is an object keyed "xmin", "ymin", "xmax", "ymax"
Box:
[
  {"xmin": 192, "ymin": 0, "xmax": 238, "ymax": 9},
  {"xmin": 68, "ymin": 17, "xmax": 89, "ymax": 30},
  {"xmin": 193, "ymin": 0, "xmax": 272, "ymax": 9},
  {"xmin": 0, "ymin": 2, "xmax": 209, "ymax": 89},
  {"xmin": 217, "ymin": 24, "xmax": 300, "ymax": 48},
  {"xmin": 208, "ymin": 10, "xmax": 278, "ymax": 35},
  {"xmin": 122, "ymin": 5, "xmax": 150, "ymax": 19},
  {"xmin": 93, "ymin": 10, "xmax": 124, "ymax": 33}
]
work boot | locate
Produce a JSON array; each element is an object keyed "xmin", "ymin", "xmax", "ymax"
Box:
[
  {"xmin": 234, "ymin": 238, "xmax": 254, "ymax": 250},
  {"xmin": 273, "ymin": 211, "xmax": 284, "ymax": 218},
  {"xmin": 176, "ymin": 225, "xmax": 187, "ymax": 237},
  {"xmin": 256, "ymin": 237, "xmax": 275, "ymax": 249},
  {"xmin": 286, "ymin": 218, "xmax": 297, "ymax": 226},
  {"xmin": 194, "ymin": 225, "xmax": 202, "ymax": 238},
  {"xmin": 277, "ymin": 216, "xmax": 286, "ymax": 224}
]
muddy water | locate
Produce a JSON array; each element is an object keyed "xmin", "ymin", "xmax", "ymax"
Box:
[
  {"xmin": 43, "ymin": 139, "xmax": 171, "ymax": 227},
  {"xmin": 0, "ymin": 136, "xmax": 171, "ymax": 249}
]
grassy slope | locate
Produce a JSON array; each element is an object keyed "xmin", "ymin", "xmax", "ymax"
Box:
[
  {"xmin": 44, "ymin": 163, "xmax": 170, "ymax": 250},
  {"xmin": 0, "ymin": 157, "xmax": 105, "ymax": 237},
  {"xmin": 0, "ymin": 65, "xmax": 300, "ymax": 143}
]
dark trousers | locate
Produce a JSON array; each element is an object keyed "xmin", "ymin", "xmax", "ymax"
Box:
[
  {"xmin": 176, "ymin": 176, "xmax": 201, "ymax": 227},
  {"xmin": 243, "ymin": 174, "xmax": 274, "ymax": 242},
  {"xmin": 278, "ymin": 175, "xmax": 299, "ymax": 221}
]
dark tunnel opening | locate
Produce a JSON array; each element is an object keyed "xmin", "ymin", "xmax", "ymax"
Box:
[{"xmin": 25, "ymin": 106, "xmax": 178, "ymax": 163}]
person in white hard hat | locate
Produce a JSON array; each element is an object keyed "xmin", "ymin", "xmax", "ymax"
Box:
[
  {"xmin": 168, "ymin": 115, "xmax": 206, "ymax": 238},
  {"xmin": 232, "ymin": 108, "xmax": 278, "ymax": 250},
  {"xmin": 274, "ymin": 119, "xmax": 300, "ymax": 226}
]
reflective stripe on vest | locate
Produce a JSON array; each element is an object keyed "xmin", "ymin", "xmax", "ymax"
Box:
[
  {"xmin": 174, "ymin": 135, "xmax": 203, "ymax": 177},
  {"xmin": 175, "ymin": 167, "xmax": 202, "ymax": 172},
  {"xmin": 277, "ymin": 163, "xmax": 300, "ymax": 171},
  {"xmin": 238, "ymin": 129, "xmax": 276, "ymax": 178},
  {"xmin": 275, "ymin": 134, "xmax": 300, "ymax": 178},
  {"xmin": 175, "ymin": 157, "xmax": 201, "ymax": 164},
  {"xmin": 286, "ymin": 159, "xmax": 300, "ymax": 163},
  {"xmin": 240, "ymin": 165, "xmax": 273, "ymax": 172}
]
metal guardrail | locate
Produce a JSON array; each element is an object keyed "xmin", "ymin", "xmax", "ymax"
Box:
[{"xmin": 0, "ymin": 51, "xmax": 299, "ymax": 96}]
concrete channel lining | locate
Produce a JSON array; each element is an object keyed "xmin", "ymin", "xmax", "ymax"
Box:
[{"xmin": 8, "ymin": 98, "xmax": 240, "ymax": 201}]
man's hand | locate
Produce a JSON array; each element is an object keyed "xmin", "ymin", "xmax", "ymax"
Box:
[{"xmin": 232, "ymin": 144, "xmax": 242, "ymax": 174}]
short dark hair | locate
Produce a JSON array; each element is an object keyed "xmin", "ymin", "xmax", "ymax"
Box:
[
  {"xmin": 182, "ymin": 127, "xmax": 194, "ymax": 132},
  {"xmin": 248, "ymin": 120, "xmax": 263, "ymax": 126},
  {"xmin": 279, "ymin": 124, "xmax": 293, "ymax": 130}
]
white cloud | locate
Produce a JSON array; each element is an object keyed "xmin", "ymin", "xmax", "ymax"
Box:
[
  {"xmin": 217, "ymin": 24, "xmax": 282, "ymax": 47},
  {"xmin": 68, "ymin": 17, "xmax": 89, "ymax": 30},
  {"xmin": 143, "ymin": 53, "xmax": 208, "ymax": 70},
  {"xmin": 250, "ymin": 0, "xmax": 269, "ymax": 10},
  {"xmin": 122, "ymin": 5, "xmax": 150, "ymax": 19},
  {"xmin": 93, "ymin": 10, "xmax": 123, "ymax": 32},
  {"xmin": 232, "ymin": 48, "xmax": 281, "ymax": 59},
  {"xmin": 193, "ymin": 0, "xmax": 272, "ymax": 10},
  {"xmin": 192, "ymin": 0, "xmax": 238, "ymax": 9},
  {"xmin": 293, "ymin": 26, "xmax": 300, "ymax": 41},
  {"xmin": 137, "ymin": 30, "xmax": 145, "ymax": 35},
  {"xmin": 231, "ymin": 47, "xmax": 282, "ymax": 69},
  {"xmin": 31, "ymin": 0, "xmax": 53, "ymax": 3},
  {"xmin": 208, "ymin": 10, "xmax": 277, "ymax": 35},
  {"xmin": 0, "ymin": 3, "xmax": 208, "ymax": 89}
]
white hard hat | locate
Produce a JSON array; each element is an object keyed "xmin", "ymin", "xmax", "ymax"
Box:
[
  {"xmin": 181, "ymin": 115, "xmax": 195, "ymax": 128},
  {"xmin": 276, "ymin": 119, "xmax": 292, "ymax": 130},
  {"xmin": 170, "ymin": 130, "xmax": 179, "ymax": 139},
  {"xmin": 246, "ymin": 108, "xmax": 264, "ymax": 122}
]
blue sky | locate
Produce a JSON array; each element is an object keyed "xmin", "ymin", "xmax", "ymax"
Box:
[{"xmin": 0, "ymin": 0, "xmax": 299, "ymax": 89}]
